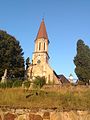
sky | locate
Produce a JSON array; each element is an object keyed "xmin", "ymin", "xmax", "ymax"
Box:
[{"xmin": 0, "ymin": 0, "xmax": 90, "ymax": 79}]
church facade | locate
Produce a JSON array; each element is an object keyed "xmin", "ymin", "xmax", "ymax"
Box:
[{"xmin": 26, "ymin": 19, "xmax": 61, "ymax": 84}]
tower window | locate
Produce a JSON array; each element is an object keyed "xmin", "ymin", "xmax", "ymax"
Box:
[
  {"xmin": 44, "ymin": 42, "xmax": 45, "ymax": 50},
  {"xmin": 39, "ymin": 42, "xmax": 41, "ymax": 50}
]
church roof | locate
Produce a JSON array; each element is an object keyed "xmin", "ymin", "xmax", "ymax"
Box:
[{"xmin": 36, "ymin": 19, "xmax": 48, "ymax": 40}]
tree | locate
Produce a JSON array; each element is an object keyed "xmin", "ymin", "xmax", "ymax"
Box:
[
  {"xmin": 74, "ymin": 39, "xmax": 90, "ymax": 84},
  {"xmin": 33, "ymin": 76, "xmax": 46, "ymax": 88},
  {"xmin": 0, "ymin": 30, "xmax": 25, "ymax": 79},
  {"xmin": 26, "ymin": 57, "xmax": 30, "ymax": 69}
]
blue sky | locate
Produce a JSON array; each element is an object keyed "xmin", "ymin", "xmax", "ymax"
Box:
[{"xmin": 0, "ymin": 0, "xmax": 90, "ymax": 78}]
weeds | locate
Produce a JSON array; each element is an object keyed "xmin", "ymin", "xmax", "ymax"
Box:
[{"xmin": 0, "ymin": 86, "xmax": 90, "ymax": 110}]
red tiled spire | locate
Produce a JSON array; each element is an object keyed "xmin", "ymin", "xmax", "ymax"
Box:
[{"xmin": 36, "ymin": 19, "xmax": 48, "ymax": 40}]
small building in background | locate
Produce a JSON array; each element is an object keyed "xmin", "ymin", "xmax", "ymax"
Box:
[
  {"xmin": 69, "ymin": 74, "xmax": 74, "ymax": 83},
  {"xmin": 58, "ymin": 74, "xmax": 70, "ymax": 84}
]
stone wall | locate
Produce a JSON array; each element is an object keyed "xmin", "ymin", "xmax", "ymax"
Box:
[{"xmin": 0, "ymin": 108, "xmax": 90, "ymax": 120}]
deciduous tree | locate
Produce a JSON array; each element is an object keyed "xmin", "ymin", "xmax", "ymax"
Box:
[{"xmin": 0, "ymin": 30, "xmax": 25, "ymax": 79}]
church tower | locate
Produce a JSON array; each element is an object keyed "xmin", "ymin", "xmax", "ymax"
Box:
[
  {"xmin": 27, "ymin": 19, "xmax": 60, "ymax": 84},
  {"xmin": 32, "ymin": 19, "xmax": 49, "ymax": 65}
]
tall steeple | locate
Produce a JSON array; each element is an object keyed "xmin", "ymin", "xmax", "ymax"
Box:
[
  {"xmin": 36, "ymin": 19, "xmax": 48, "ymax": 40},
  {"xmin": 33, "ymin": 19, "xmax": 50, "ymax": 65},
  {"xmin": 34, "ymin": 19, "xmax": 49, "ymax": 53}
]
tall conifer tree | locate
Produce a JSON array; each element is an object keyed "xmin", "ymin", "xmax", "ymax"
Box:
[{"xmin": 74, "ymin": 39, "xmax": 90, "ymax": 83}]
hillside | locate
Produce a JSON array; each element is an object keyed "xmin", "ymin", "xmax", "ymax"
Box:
[{"xmin": 0, "ymin": 85, "xmax": 90, "ymax": 111}]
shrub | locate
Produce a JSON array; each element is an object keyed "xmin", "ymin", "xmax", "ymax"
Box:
[
  {"xmin": 33, "ymin": 76, "xmax": 46, "ymax": 88},
  {"xmin": 13, "ymin": 80, "xmax": 23, "ymax": 87},
  {"xmin": 23, "ymin": 81, "xmax": 31, "ymax": 88},
  {"xmin": 6, "ymin": 80, "xmax": 13, "ymax": 88},
  {"xmin": 0, "ymin": 82, "xmax": 7, "ymax": 88},
  {"xmin": 77, "ymin": 80, "xmax": 86, "ymax": 85},
  {"xmin": 0, "ymin": 80, "xmax": 13, "ymax": 88}
]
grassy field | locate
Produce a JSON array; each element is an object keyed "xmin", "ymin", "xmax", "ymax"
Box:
[{"xmin": 0, "ymin": 85, "xmax": 90, "ymax": 111}]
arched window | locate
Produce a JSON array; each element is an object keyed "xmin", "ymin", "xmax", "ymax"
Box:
[
  {"xmin": 44, "ymin": 42, "xmax": 45, "ymax": 50},
  {"xmin": 39, "ymin": 42, "xmax": 41, "ymax": 50}
]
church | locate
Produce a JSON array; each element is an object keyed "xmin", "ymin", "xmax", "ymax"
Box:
[{"xmin": 26, "ymin": 19, "xmax": 61, "ymax": 84}]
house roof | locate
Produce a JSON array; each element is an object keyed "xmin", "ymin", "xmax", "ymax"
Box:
[
  {"xmin": 36, "ymin": 19, "xmax": 48, "ymax": 40},
  {"xmin": 58, "ymin": 74, "xmax": 70, "ymax": 84}
]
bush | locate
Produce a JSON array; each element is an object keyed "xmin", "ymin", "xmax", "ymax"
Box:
[
  {"xmin": 33, "ymin": 76, "xmax": 46, "ymax": 88},
  {"xmin": 0, "ymin": 80, "xmax": 13, "ymax": 88},
  {"xmin": 77, "ymin": 80, "xmax": 86, "ymax": 85},
  {"xmin": 13, "ymin": 80, "xmax": 23, "ymax": 87},
  {"xmin": 23, "ymin": 81, "xmax": 31, "ymax": 88},
  {"xmin": 0, "ymin": 82, "xmax": 7, "ymax": 88},
  {"xmin": 7, "ymin": 80, "xmax": 13, "ymax": 88}
]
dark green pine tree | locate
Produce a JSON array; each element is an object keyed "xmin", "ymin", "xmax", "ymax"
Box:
[
  {"xmin": 26, "ymin": 57, "xmax": 30, "ymax": 69},
  {"xmin": 74, "ymin": 39, "xmax": 90, "ymax": 83},
  {"xmin": 0, "ymin": 30, "xmax": 25, "ymax": 80}
]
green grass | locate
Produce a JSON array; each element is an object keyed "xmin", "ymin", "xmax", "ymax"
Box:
[{"xmin": 0, "ymin": 86, "xmax": 90, "ymax": 111}]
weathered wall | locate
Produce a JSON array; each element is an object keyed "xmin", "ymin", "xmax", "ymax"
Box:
[{"xmin": 0, "ymin": 108, "xmax": 90, "ymax": 120}]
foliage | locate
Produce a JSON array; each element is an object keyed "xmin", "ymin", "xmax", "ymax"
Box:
[
  {"xmin": 13, "ymin": 80, "xmax": 23, "ymax": 87},
  {"xmin": 0, "ymin": 82, "xmax": 7, "ymax": 88},
  {"xmin": 23, "ymin": 80, "xmax": 31, "ymax": 88},
  {"xmin": 0, "ymin": 79, "xmax": 31, "ymax": 89},
  {"xmin": 33, "ymin": 76, "xmax": 46, "ymax": 88},
  {"xmin": 0, "ymin": 80, "xmax": 13, "ymax": 88},
  {"xmin": 6, "ymin": 80, "xmax": 13, "ymax": 88},
  {"xmin": 74, "ymin": 39, "xmax": 90, "ymax": 83},
  {"xmin": 26, "ymin": 57, "xmax": 30, "ymax": 69},
  {"xmin": 0, "ymin": 30, "xmax": 25, "ymax": 79},
  {"xmin": 77, "ymin": 80, "xmax": 86, "ymax": 85}
]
